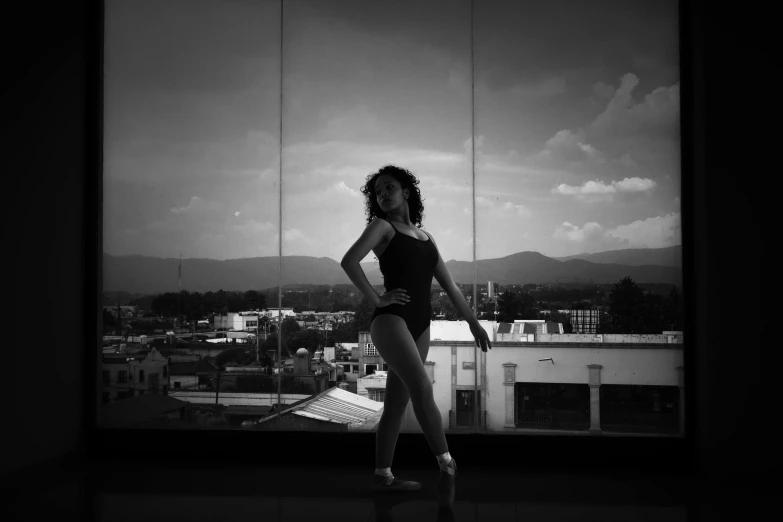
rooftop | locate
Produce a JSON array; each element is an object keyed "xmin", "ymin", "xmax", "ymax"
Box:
[
  {"xmin": 99, "ymin": 394, "xmax": 188, "ymax": 428},
  {"xmin": 256, "ymin": 386, "xmax": 383, "ymax": 430}
]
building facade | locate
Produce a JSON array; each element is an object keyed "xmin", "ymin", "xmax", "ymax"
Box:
[
  {"xmin": 213, "ymin": 312, "xmax": 260, "ymax": 331},
  {"xmin": 569, "ymin": 308, "xmax": 602, "ymax": 334},
  {"xmin": 395, "ymin": 333, "xmax": 684, "ymax": 436},
  {"xmin": 357, "ymin": 331, "xmax": 389, "ymax": 377},
  {"xmin": 101, "ymin": 347, "xmax": 170, "ymax": 404}
]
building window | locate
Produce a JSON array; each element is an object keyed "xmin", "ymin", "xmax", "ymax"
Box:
[
  {"xmin": 139, "ymin": 370, "xmax": 145, "ymax": 383},
  {"xmin": 365, "ymin": 343, "xmax": 377, "ymax": 356},
  {"xmin": 102, "ymin": 392, "xmax": 110, "ymax": 405},
  {"xmin": 102, "ymin": 371, "xmax": 110, "ymax": 386},
  {"xmin": 570, "ymin": 309, "xmax": 600, "ymax": 334},
  {"xmin": 367, "ymin": 388, "xmax": 385, "ymax": 402},
  {"xmin": 514, "ymin": 383, "xmax": 590, "ymax": 431},
  {"xmin": 600, "ymin": 384, "xmax": 679, "ymax": 434},
  {"xmin": 174, "ymin": 381, "xmax": 181, "ymax": 389},
  {"xmin": 118, "ymin": 371, "xmax": 128, "ymax": 383},
  {"xmin": 365, "ymin": 364, "xmax": 377, "ymax": 376},
  {"xmin": 454, "ymin": 390, "xmax": 481, "ymax": 427},
  {"xmin": 163, "ymin": 365, "xmax": 168, "ymax": 377},
  {"xmin": 424, "ymin": 362, "xmax": 434, "ymax": 383}
]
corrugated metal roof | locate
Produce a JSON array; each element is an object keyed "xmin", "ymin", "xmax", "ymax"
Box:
[{"xmin": 259, "ymin": 387, "xmax": 383, "ymax": 429}]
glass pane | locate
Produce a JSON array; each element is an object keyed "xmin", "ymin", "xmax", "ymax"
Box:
[
  {"xmin": 475, "ymin": 1, "xmax": 682, "ymax": 436},
  {"xmin": 277, "ymin": 0, "xmax": 471, "ymax": 431},
  {"xmin": 100, "ymin": 0, "xmax": 281, "ymax": 429}
]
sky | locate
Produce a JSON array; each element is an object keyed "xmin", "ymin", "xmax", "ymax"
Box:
[{"xmin": 103, "ymin": 0, "xmax": 681, "ymax": 263}]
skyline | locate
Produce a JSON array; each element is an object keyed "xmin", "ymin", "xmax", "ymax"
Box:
[{"xmin": 103, "ymin": 0, "xmax": 681, "ymax": 263}]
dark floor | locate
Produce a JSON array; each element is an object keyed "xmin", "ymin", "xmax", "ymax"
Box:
[{"xmin": 1, "ymin": 454, "xmax": 771, "ymax": 521}]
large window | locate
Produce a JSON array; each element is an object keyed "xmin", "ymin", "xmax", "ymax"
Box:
[
  {"xmin": 515, "ymin": 383, "xmax": 590, "ymax": 431},
  {"xmin": 600, "ymin": 384, "xmax": 679, "ymax": 434},
  {"xmin": 100, "ymin": 0, "xmax": 682, "ymax": 436}
]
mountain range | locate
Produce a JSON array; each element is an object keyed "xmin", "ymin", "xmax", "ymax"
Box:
[
  {"xmin": 550, "ymin": 245, "xmax": 681, "ymax": 267},
  {"xmin": 103, "ymin": 246, "xmax": 682, "ymax": 294}
]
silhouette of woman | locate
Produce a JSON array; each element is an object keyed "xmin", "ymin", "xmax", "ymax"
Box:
[{"xmin": 341, "ymin": 165, "xmax": 492, "ymax": 493}]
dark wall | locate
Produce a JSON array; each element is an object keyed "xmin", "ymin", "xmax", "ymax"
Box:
[
  {"xmin": 3, "ymin": 0, "xmax": 771, "ymax": 482},
  {"xmin": 685, "ymin": 0, "xmax": 771, "ymax": 478},
  {"xmin": 6, "ymin": 1, "xmax": 92, "ymax": 476}
]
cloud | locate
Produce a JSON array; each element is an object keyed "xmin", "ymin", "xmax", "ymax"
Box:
[
  {"xmin": 552, "ymin": 211, "xmax": 681, "ymax": 254},
  {"xmin": 462, "ymin": 134, "xmax": 485, "ymax": 159},
  {"xmin": 608, "ymin": 211, "xmax": 681, "ymax": 248},
  {"xmin": 552, "ymin": 177, "xmax": 657, "ymax": 198},
  {"xmin": 590, "ymin": 73, "xmax": 680, "ymax": 141},
  {"xmin": 613, "ymin": 177, "xmax": 657, "ymax": 192},
  {"xmin": 536, "ymin": 129, "xmax": 604, "ymax": 163},
  {"xmin": 615, "ymin": 153, "xmax": 637, "ymax": 168},
  {"xmin": 508, "ymin": 76, "xmax": 566, "ymax": 98},
  {"xmin": 592, "ymin": 81, "xmax": 615, "ymax": 101},
  {"xmin": 333, "ymin": 180, "xmax": 360, "ymax": 198},
  {"xmin": 170, "ymin": 196, "xmax": 203, "ymax": 215},
  {"xmin": 473, "ymin": 196, "xmax": 532, "ymax": 219},
  {"xmin": 531, "ymin": 73, "xmax": 679, "ymax": 178}
]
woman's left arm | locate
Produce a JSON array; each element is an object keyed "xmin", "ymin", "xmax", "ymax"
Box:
[{"xmin": 427, "ymin": 232, "xmax": 492, "ymax": 351}]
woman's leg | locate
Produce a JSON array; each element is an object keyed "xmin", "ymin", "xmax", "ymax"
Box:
[
  {"xmin": 374, "ymin": 325, "xmax": 431, "ymax": 468},
  {"xmin": 371, "ymin": 315, "xmax": 448, "ymax": 460}
]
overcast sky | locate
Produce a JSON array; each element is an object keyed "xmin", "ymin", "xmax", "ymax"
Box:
[{"xmin": 103, "ymin": 0, "xmax": 680, "ymax": 263}]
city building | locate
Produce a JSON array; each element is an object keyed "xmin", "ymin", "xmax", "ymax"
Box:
[
  {"xmin": 496, "ymin": 320, "xmax": 564, "ymax": 342},
  {"xmin": 570, "ymin": 308, "xmax": 602, "ymax": 334},
  {"xmin": 357, "ymin": 331, "xmax": 389, "ymax": 378},
  {"xmin": 395, "ymin": 326, "xmax": 684, "ymax": 435},
  {"xmin": 260, "ymin": 308, "xmax": 296, "ymax": 319},
  {"xmin": 103, "ymin": 305, "xmax": 138, "ymax": 319},
  {"xmin": 101, "ymin": 346, "xmax": 170, "ymax": 404},
  {"xmin": 357, "ymin": 371, "xmax": 388, "ymax": 402},
  {"xmin": 169, "ymin": 358, "xmax": 219, "ymax": 391},
  {"xmin": 213, "ymin": 312, "xmax": 260, "ymax": 331}
]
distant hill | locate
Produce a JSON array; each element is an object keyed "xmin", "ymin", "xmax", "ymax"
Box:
[
  {"xmin": 104, "ymin": 247, "xmax": 682, "ymax": 294},
  {"xmin": 551, "ymin": 245, "xmax": 682, "ymax": 267}
]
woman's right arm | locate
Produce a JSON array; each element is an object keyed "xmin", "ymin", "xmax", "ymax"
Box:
[{"xmin": 341, "ymin": 220, "xmax": 406, "ymax": 307}]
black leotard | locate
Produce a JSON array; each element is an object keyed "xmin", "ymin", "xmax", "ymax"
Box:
[{"xmin": 370, "ymin": 219, "xmax": 439, "ymax": 340}]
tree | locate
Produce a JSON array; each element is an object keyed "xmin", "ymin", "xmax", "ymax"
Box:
[
  {"xmin": 288, "ymin": 329, "xmax": 322, "ymax": 352},
  {"xmin": 102, "ymin": 308, "xmax": 117, "ymax": 331},
  {"xmin": 606, "ymin": 276, "xmax": 646, "ymax": 334},
  {"xmin": 549, "ymin": 310, "xmax": 573, "ymax": 333},
  {"xmin": 244, "ymin": 290, "xmax": 265, "ymax": 310},
  {"xmin": 330, "ymin": 321, "xmax": 356, "ymax": 343},
  {"xmin": 280, "ymin": 317, "xmax": 300, "ymax": 336},
  {"xmin": 496, "ymin": 290, "xmax": 517, "ymax": 323},
  {"xmin": 215, "ymin": 346, "xmax": 251, "ymax": 368},
  {"xmin": 353, "ymin": 296, "xmax": 375, "ymax": 333},
  {"xmin": 433, "ymin": 296, "xmax": 459, "ymax": 320},
  {"xmin": 664, "ymin": 286, "xmax": 683, "ymax": 330},
  {"xmin": 497, "ymin": 290, "xmax": 539, "ymax": 323},
  {"xmin": 262, "ymin": 333, "xmax": 288, "ymax": 358}
]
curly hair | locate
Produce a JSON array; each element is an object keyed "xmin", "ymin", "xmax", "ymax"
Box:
[{"xmin": 359, "ymin": 165, "xmax": 425, "ymax": 227}]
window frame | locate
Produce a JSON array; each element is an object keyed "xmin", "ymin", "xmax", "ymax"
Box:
[{"xmin": 87, "ymin": 0, "xmax": 698, "ymax": 474}]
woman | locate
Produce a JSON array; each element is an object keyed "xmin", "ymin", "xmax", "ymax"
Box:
[{"xmin": 340, "ymin": 165, "xmax": 492, "ymax": 493}]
